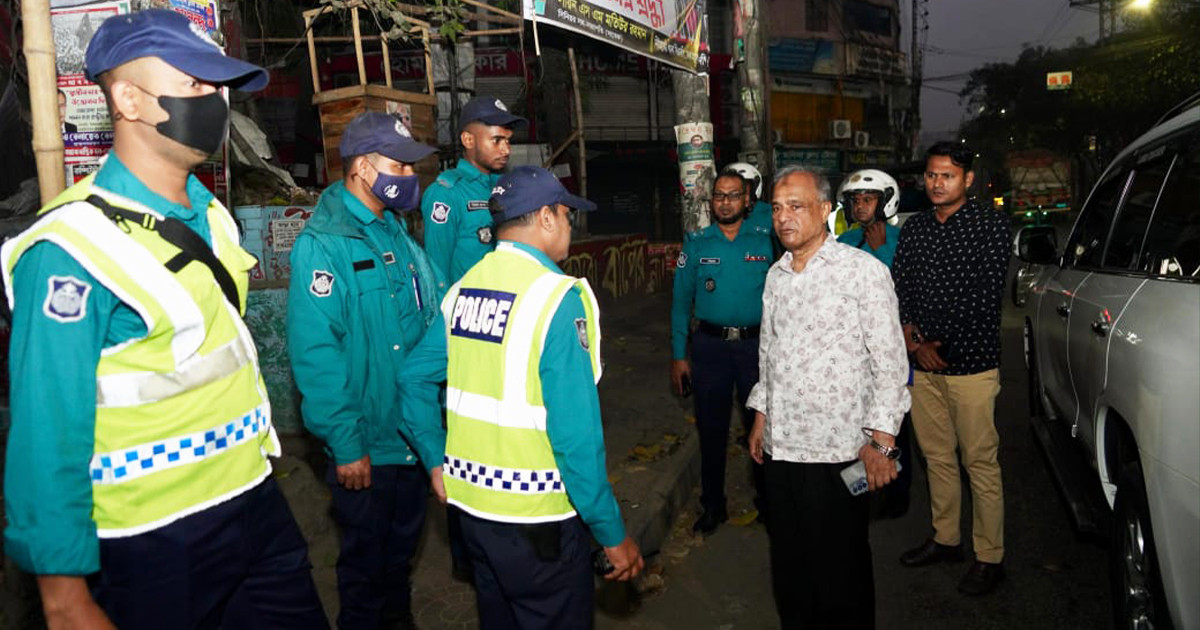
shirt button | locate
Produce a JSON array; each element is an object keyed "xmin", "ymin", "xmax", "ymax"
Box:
[
  {"xmin": 406, "ymin": 455, "xmax": 413, "ymax": 462},
  {"xmin": 392, "ymin": 344, "xmax": 400, "ymax": 350},
  {"xmin": 390, "ymin": 293, "xmax": 395, "ymax": 298}
]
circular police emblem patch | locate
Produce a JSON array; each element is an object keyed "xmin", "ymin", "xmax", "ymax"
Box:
[
  {"xmin": 310, "ymin": 270, "xmax": 335, "ymax": 297},
  {"xmin": 477, "ymin": 225, "xmax": 493, "ymax": 244},
  {"xmin": 383, "ymin": 184, "xmax": 400, "ymax": 199},
  {"xmin": 431, "ymin": 201, "xmax": 450, "ymax": 224},
  {"xmin": 495, "ymin": 99, "xmax": 508, "ymax": 112},
  {"xmin": 394, "ymin": 119, "xmax": 412, "ymax": 138},
  {"xmin": 704, "ymin": 278, "xmax": 716, "ymax": 292},
  {"xmin": 676, "ymin": 252, "xmax": 688, "ymax": 269}
]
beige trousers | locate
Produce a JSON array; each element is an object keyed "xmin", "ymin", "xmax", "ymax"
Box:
[{"xmin": 910, "ymin": 369, "xmax": 1004, "ymax": 563}]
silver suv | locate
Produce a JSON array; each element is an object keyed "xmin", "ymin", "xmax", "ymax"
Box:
[{"xmin": 1015, "ymin": 100, "xmax": 1199, "ymax": 630}]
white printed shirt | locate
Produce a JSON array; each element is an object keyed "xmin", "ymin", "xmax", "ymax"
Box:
[{"xmin": 746, "ymin": 236, "xmax": 911, "ymax": 463}]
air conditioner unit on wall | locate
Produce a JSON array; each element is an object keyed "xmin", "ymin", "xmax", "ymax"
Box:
[
  {"xmin": 829, "ymin": 119, "xmax": 852, "ymax": 140},
  {"xmin": 853, "ymin": 131, "xmax": 870, "ymax": 149}
]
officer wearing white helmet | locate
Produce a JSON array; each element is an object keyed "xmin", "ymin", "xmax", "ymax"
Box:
[
  {"xmin": 836, "ymin": 169, "xmax": 903, "ymax": 267},
  {"xmin": 724, "ymin": 162, "xmax": 782, "ymax": 256}
]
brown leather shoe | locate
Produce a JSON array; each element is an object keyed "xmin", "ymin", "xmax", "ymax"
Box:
[
  {"xmin": 958, "ymin": 561, "xmax": 1005, "ymax": 595},
  {"xmin": 899, "ymin": 538, "xmax": 964, "ymax": 567}
]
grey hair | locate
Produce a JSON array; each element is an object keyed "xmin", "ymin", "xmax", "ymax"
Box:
[{"xmin": 773, "ymin": 165, "xmax": 832, "ymax": 203}]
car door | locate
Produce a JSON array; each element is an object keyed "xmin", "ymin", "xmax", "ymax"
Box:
[
  {"xmin": 1036, "ymin": 168, "xmax": 1131, "ymax": 426},
  {"xmin": 1066, "ymin": 150, "xmax": 1173, "ymax": 448}
]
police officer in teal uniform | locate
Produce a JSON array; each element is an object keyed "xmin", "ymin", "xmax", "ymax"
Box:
[
  {"xmin": 287, "ymin": 112, "xmax": 445, "ymax": 629},
  {"xmin": 421, "ymin": 96, "xmax": 526, "ymax": 283},
  {"xmin": 2, "ymin": 10, "xmax": 327, "ymax": 629},
  {"xmin": 670, "ymin": 168, "xmax": 774, "ymax": 536},
  {"xmin": 725, "ymin": 161, "xmax": 781, "ymax": 257}
]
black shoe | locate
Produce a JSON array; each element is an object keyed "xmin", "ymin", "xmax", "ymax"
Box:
[
  {"xmin": 958, "ymin": 561, "xmax": 1005, "ymax": 596},
  {"xmin": 692, "ymin": 507, "xmax": 728, "ymax": 536},
  {"xmin": 899, "ymin": 539, "xmax": 964, "ymax": 567}
]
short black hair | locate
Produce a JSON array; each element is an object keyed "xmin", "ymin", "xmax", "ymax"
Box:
[
  {"xmin": 926, "ymin": 141, "xmax": 975, "ymax": 172},
  {"xmin": 490, "ymin": 199, "xmax": 541, "ymax": 233},
  {"xmin": 715, "ymin": 169, "xmax": 749, "ymax": 194}
]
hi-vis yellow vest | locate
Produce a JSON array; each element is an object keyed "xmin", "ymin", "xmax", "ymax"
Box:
[
  {"xmin": 441, "ymin": 242, "xmax": 602, "ymax": 523},
  {"xmin": 0, "ymin": 175, "xmax": 280, "ymax": 538}
]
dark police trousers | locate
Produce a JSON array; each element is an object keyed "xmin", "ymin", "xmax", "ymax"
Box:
[
  {"xmin": 327, "ymin": 462, "xmax": 428, "ymax": 629},
  {"xmin": 691, "ymin": 329, "xmax": 763, "ymax": 513},
  {"xmin": 91, "ymin": 477, "xmax": 328, "ymax": 630},
  {"xmin": 457, "ymin": 509, "xmax": 594, "ymax": 630},
  {"xmin": 764, "ymin": 457, "xmax": 873, "ymax": 629}
]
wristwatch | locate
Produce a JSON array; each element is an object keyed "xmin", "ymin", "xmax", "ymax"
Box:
[{"xmin": 861, "ymin": 427, "xmax": 901, "ymax": 461}]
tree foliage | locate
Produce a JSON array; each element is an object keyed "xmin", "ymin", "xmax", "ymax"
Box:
[{"xmin": 958, "ymin": 0, "xmax": 1200, "ymax": 182}]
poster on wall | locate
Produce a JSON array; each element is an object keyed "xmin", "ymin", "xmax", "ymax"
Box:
[
  {"xmin": 674, "ymin": 122, "xmax": 714, "ymax": 193},
  {"xmin": 524, "ymin": 0, "xmax": 709, "ymax": 74}
]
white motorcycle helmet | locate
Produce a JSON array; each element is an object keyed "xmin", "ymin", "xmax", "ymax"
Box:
[
  {"xmin": 724, "ymin": 162, "xmax": 764, "ymax": 202},
  {"xmin": 837, "ymin": 169, "xmax": 900, "ymax": 228}
]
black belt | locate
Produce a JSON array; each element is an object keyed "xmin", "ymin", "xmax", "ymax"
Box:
[{"xmin": 697, "ymin": 320, "xmax": 760, "ymax": 341}]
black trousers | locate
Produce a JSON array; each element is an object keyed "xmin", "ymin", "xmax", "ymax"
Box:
[
  {"xmin": 691, "ymin": 330, "xmax": 763, "ymax": 513},
  {"xmin": 326, "ymin": 463, "xmax": 428, "ymax": 629},
  {"xmin": 764, "ymin": 458, "xmax": 874, "ymax": 630},
  {"xmin": 458, "ymin": 510, "xmax": 594, "ymax": 630},
  {"xmin": 91, "ymin": 477, "xmax": 328, "ymax": 630}
]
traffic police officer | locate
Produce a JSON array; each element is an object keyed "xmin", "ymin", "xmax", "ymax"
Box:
[
  {"xmin": 0, "ymin": 10, "xmax": 327, "ymax": 629},
  {"xmin": 836, "ymin": 168, "xmax": 903, "ymax": 267},
  {"xmin": 287, "ymin": 112, "xmax": 445, "ymax": 629},
  {"xmin": 421, "ymin": 95, "xmax": 526, "ymax": 283},
  {"xmin": 670, "ymin": 169, "xmax": 774, "ymax": 536},
  {"xmin": 399, "ymin": 166, "xmax": 643, "ymax": 629}
]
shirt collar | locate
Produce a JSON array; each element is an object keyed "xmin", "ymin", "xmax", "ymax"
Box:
[
  {"xmin": 456, "ymin": 158, "xmax": 494, "ymax": 183},
  {"xmin": 499, "ymin": 240, "xmax": 564, "ymax": 273},
  {"xmin": 339, "ymin": 184, "xmax": 383, "ymax": 226},
  {"xmin": 94, "ymin": 152, "xmax": 215, "ymax": 221},
  {"xmin": 777, "ymin": 234, "xmax": 837, "ymax": 275}
]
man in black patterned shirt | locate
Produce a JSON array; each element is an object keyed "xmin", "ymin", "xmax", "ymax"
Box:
[{"xmin": 892, "ymin": 142, "xmax": 1011, "ymax": 596}]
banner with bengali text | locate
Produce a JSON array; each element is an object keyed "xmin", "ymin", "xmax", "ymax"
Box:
[{"xmin": 525, "ymin": 0, "xmax": 709, "ymax": 74}]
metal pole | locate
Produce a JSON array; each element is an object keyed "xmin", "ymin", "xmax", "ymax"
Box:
[
  {"xmin": 568, "ymin": 46, "xmax": 588, "ymax": 234},
  {"xmin": 910, "ymin": 0, "xmax": 922, "ymax": 158},
  {"xmin": 23, "ymin": 0, "xmax": 65, "ymax": 205}
]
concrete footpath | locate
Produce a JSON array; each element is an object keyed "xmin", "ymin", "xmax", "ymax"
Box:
[{"xmin": 275, "ymin": 289, "xmax": 719, "ymax": 628}]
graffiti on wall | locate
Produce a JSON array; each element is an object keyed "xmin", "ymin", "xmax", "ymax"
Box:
[{"xmin": 561, "ymin": 235, "xmax": 683, "ymax": 299}]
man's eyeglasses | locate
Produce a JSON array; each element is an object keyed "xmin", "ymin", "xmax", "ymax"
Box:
[{"xmin": 712, "ymin": 192, "xmax": 745, "ymax": 202}]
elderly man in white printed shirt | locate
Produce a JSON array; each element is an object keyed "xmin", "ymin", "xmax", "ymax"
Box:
[{"xmin": 747, "ymin": 165, "xmax": 911, "ymax": 629}]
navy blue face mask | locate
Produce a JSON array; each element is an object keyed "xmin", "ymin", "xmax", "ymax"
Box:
[{"xmin": 368, "ymin": 162, "xmax": 421, "ymax": 210}]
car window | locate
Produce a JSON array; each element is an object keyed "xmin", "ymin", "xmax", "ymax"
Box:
[
  {"xmin": 1104, "ymin": 154, "xmax": 1174, "ymax": 270},
  {"xmin": 1065, "ymin": 169, "xmax": 1131, "ymax": 268},
  {"xmin": 1141, "ymin": 136, "xmax": 1200, "ymax": 278}
]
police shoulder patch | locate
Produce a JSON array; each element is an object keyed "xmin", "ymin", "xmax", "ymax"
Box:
[
  {"xmin": 477, "ymin": 225, "xmax": 493, "ymax": 244},
  {"xmin": 574, "ymin": 318, "xmax": 589, "ymax": 350},
  {"xmin": 43, "ymin": 275, "xmax": 91, "ymax": 323},
  {"xmin": 310, "ymin": 270, "xmax": 335, "ymax": 297},
  {"xmin": 431, "ymin": 201, "xmax": 451, "ymax": 224},
  {"xmin": 676, "ymin": 252, "xmax": 688, "ymax": 268}
]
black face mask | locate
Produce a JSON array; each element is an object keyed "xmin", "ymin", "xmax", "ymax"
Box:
[{"xmin": 131, "ymin": 85, "xmax": 229, "ymax": 156}]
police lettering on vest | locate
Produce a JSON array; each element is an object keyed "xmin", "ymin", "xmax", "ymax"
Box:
[{"xmin": 450, "ymin": 288, "xmax": 515, "ymax": 342}]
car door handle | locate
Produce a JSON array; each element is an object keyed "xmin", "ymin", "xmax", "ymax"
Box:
[
  {"xmin": 1056, "ymin": 304, "xmax": 1070, "ymax": 318},
  {"xmin": 1091, "ymin": 320, "xmax": 1109, "ymax": 337}
]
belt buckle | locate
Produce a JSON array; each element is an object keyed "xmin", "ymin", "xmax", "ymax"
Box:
[{"xmin": 724, "ymin": 327, "xmax": 741, "ymax": 341}]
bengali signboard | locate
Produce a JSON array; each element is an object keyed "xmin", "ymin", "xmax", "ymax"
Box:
[
  {"xmin": 775, "ymin": 147, "xmax": 841, "ymax": 175},
  {"xmin": 525, "ymin": 0, "xmax": 709, "ymax": 73},
  {"xmin": 845, "ymin": 43, "xmax": 905, "ymax": 78},
  {"xmin": 767, "ymin": 38, "xmax": 836, "ymax": 75}
]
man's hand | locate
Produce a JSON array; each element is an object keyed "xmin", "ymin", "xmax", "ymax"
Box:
[
  {"xmin": 336, "ymin": 455, "xmax": 372, "ymax": 490},
  {"xmin": 38, "ymin": 576, "xmax": 116, "ymax": 630},
  {"xmin": 749, "ymin": 411, "xmax": 766, "ymax": 464},
  {"xmin": 901, "ymin": 324, "xmax": 922, "ymax": 353},
  {"xmin": 669, "ymin": 359, "xmax": 691, "ymax": 396},
  {"xmin": 603, "ymin": 536, "xmax": 644, "ymax": 582},
  {"xmin": 858, "ymin": 431, "xmax": 898, "ymax": 492},
  {"xmin": 864, "ymin": 222, "xmax": 887, "ymax": 250},
  {"xmin": 913, "ymin": 341, "xmax": 949, "ymax": 372},
  {"xmin": 430, "ymin": 465, "xmax": 447, "ymax": 503}
]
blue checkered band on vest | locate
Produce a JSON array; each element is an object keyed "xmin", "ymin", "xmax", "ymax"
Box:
[
  {"xmin": 443, "ymin": 455, "xmax": 566, "ymax": 494},
  {"xmin": 89, "ymin": 406, "xmax": 269, "ymax": 484}
]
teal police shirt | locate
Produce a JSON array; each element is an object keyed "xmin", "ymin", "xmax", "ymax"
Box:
[
  {"xmin": 5, "ymin": 154, "xmax": 214, "ymax": 575},
  {"xmin": 420, "ymin": 159, "xmax": 502, "ymax": 283},
  {"xmin": 836, "ymin": 222, "xmax": 901, "ymax": 268},
  {"xmin": 397, "ymin": 241, "xmax": 627, "ymax": 547},
  {"xmin": 287, "ymin": 182, "xmax": 446, "ymax": 467},
  {"xmin": 671, "ymin": 220, "xmax": 774, "ymax": 360}
]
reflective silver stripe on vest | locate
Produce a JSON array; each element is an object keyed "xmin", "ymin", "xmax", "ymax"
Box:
[
  {"xmin": 443, "ymin": 455, "xmax": 566, "ymax": 495},
  {"xmin": 89, "ymin": 405, "xmax": 269, "ymax": 485},
  {"xmin": 95, "ymin": 338, "xmax": 254, "ymax": 408},
  {"xmin": 445, "ymin": 386, "xmax": 547, "ymax": 431}
]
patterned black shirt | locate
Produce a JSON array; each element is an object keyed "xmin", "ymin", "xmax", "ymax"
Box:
[{"xmin": 892, "ymin": 199, "xmax": 1011, "ymax": 376}]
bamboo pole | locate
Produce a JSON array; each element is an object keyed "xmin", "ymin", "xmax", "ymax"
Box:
[
  {"xmin": 23, "ymin": 0, "xmax": 65, "ymax": 205},
  {"xmin": 351, "ymin": 8, "xmax": 367, "ymax": 86},
  {"xmin": 305, "ymin": 14, "xmax": 321, "ymax": 93},
  {"xmin": 381, "ymin": 36, "xmax": 392, "ymax": 88},
  {"xmin": 567, "ymin": 47, "xmax": 587, "ymax": 232}
]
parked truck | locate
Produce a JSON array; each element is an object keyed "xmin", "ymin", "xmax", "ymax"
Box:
[{"xmin": 1006, "ymin": 149, "xmax": 1071, "ymax": 219}]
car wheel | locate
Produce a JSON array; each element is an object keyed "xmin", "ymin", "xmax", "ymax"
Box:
[
  {"xmin": 1024, "ymin": 318, "xmax": 1045, "ymax": 417},
  {"xmin": 1110, "ymin": 462, "xmax": 1173, "ymax": 630}
]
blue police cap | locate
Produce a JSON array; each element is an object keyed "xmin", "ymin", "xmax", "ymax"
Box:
[
  {"xmin": 339, "ymin": 112, "xmax": 436, "ymax": 165},
  {"xmin": 489, "ymin": 166, "xmax": 596, "ymax": 222},
  {"xmin": 459, "ymin": 95, "xmax": 526, "ymax": 132},
  {"xmin": 85, "ymin": 9, "xmax": 268, "ymax": 92}
]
